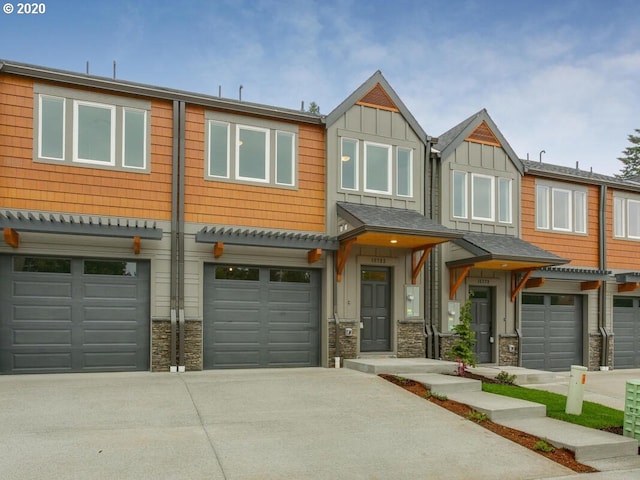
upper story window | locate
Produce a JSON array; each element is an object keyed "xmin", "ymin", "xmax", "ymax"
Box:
[
  {"xmin": 206, "ymin": 111, "xmax": 297, "ymax": 188},
  {"xmin": 339, "ymin": 137, "xmax": 414, "ymax": 198},
  {"xmin": 614, "ymin": 194, "xmax": 640, "ymax": 239},
  {"xmin": 452, "ymin": 170, "xmax": 512, "ymax": 224},
  {"xmin": 34, "ymin": 84, "xmax": 150, "ymax": 173},
  {"xmin": 535, "ymin": 182, "xmax": 587, "ymax": 234}
]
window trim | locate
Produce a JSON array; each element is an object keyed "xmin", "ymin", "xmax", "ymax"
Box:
[
  {"xmin": 628, "ymin": 199, "xmax": 640, "ymax": 239},
  {"xmin": 207, "ymin": 120, "xmax": 230, "ymax": 179},
  {"xmin": 363, "ymin": 141, "xmax": 392, "ymax": 195},
  {"xmin": 236, "ymin": 124, "xmax": 270, "ymax": 183},
  {"xmin": 498, "ymin": 177, "xmax": 512, "ymax": 224},
  {"xmin": 536, "ymin": 185, "xmax": 550, "ymax": 229},
  {"xmin": 471, "ymin": 173, "xmax": 495, "ymax": 221},
  {"xmin": 122, "ymin": 108, "xmax": 147, "ymax": 170},
  {"xmin": 614, "ymin": 196, "xmax": 626, "ymax": 238},
  {"xmin": 396, "ymin": 147, "xmax": 413, "ymax": 197},
  {"xmin": 551, "ymin": 187, "xmax": 572, "ymax": 232},
  {"xmin": 73, "ymin": 100, "xmax": 116, "ymax": 166},
  {"xmin": 340, "ymin": 137, "xmax": 359, "ymax": 191},
  {"xmin": 275, "ymin": 130, "xmax": 295, "ymax": 186},
  {"xmin": 452, "ymin": 170, "xmax": 468, "ymax": 219},
  {"xmin": 574, "ymin": 190, "xmax": 587, "ymax": 234},
  {"xmin": 535, "ymin": 181, "xmax": 588, "ymax": 234},
  {"xmin": 38, "ymin": 94, "xmax": 66, "ymax": 161}
]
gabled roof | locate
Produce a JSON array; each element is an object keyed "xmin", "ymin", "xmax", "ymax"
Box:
[
  {"xmin": 326, "ymin": 71, "xmax": 429, "ymax": 144},
  {"xmin": 522, "ymin": 159, "xmax": 640, "ymax": 192},
  {"xmin": 434, "ymin": 109, "xmax": 523, "ymax": 174}
]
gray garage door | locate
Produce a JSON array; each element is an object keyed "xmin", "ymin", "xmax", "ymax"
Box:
[
  {"xmin": 0, "ymin": 255, "xmax": 150, "ymax": 374},
  {"xmin": 203, "ymin": 265, "xmax": 320, "ymax": 369},
  {"xmin": 613, "ymin": 297, "xmax": 640, "ymax": 369},
  {"xmin": 521, "ymin": 293, "xmax": 583, "ymax": 372}
]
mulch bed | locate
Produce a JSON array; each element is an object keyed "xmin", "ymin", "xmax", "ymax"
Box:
[{"xmin": 380, "ymin": 373, "xmax": 598, "ymax": 473}]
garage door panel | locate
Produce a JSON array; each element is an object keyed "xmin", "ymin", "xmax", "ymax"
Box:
[
  {"xmin": 83, "ymin": 329, "xmax": 139, "ymax": 345},
  {"xmin": 14, "ymin": 280, "xmax": 72, "ymax": 298},
  {"xmin": 268, "ymin": 350, "xmax": 314, "ymax": 366},
  {"xmin": 12, "ymin": 352, "xmax": 72, "ymax": 371},
  {"xmin": 83, "ymin": 283, "xmax": 139, "ymax": 300},
  {"xmin": 13, "ymin": 329, "xmax": 72, "ymax": 346},
  {"xmin": 83, "ymin": 352, "xmax": 138, "ymax": 369},
  {"xmin": 14, "ymin": 305, "xmax": 72, "ymax": 322}
]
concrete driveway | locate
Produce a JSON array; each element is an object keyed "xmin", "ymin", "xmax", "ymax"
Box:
[{"xmin": 0, "ymin": 368, "xmax": 577, "ymax": 480}]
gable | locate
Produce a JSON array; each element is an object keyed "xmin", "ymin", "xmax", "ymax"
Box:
[
  {"xmin": 356, "ymin": 83, "xmax": 399, "ymax": 112},
  {"xmin": 465, "ymin": 121, "xmax": 501, "ymax": 148}
]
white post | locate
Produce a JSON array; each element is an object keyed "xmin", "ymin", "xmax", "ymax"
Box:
[{"xmin": 566, "ymin": 365, "xmax": 588, "ymax": 415}]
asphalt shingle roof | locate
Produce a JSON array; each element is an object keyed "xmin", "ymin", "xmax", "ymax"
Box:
[{"xmin": 457, "ymin": 232, "xmax": 568, "ymax": 264}]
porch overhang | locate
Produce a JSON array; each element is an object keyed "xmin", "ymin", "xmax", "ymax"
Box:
[
  {"xmin": 335, "ymin": 202, "xmax": 462, "ymax": 282},
  {"xmin": 446, "ymin": 232, "xmax": 568, "ymax": 301}
]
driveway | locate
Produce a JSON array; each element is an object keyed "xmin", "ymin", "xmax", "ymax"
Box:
[{"xmin": 0, "ymin": 368, "xmax": 576, "ymax": 479}]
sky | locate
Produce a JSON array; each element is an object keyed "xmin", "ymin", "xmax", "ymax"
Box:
[{"xmin": 2, "ymin": 0, "xmax": 639, "ymax": 176}]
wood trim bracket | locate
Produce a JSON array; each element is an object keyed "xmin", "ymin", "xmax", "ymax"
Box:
[
  {"xmin": 449, "ymin": 265, "xmax": 472, "ymax": 300},
  {"xmin": 307, "ymin": 248, "xmax": 322, "ymax": 264},
  {"xmin": 411, "ymin": 245, "xmax": 433, "ymax": 285},
  {"xmin": 3, "ymin": 228, "xmax": 19, "ymax": 248},
  {"xmin": 336, "ymin": 238, "xmax": 356, "ymax": 282},
  {"xmin": 133, "ymin": 236, "xmax": 141, "ymax": 255},
  {"xmin": 618, "ymin": 282, "xmax": 640, "ymax": 293},
  {"xmin": 511, "ymin": 269, "xmax": 535, "ymax": 302},
  {"xmin": 580, "ymin": 280, "xmax": 601, "ymax": 291},
  {"xmin": 213, "ymin": 241, "xmax": 224, "ymax": 258},
  {"xmin": 525, "ymin": 277, "xmax": 545, "ymax": 289}
]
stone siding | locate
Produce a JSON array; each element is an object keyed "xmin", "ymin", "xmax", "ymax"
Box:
[
  {"xmin": 183, "ymin": 320, "xmax": 203, "ymax": 371},
  {"xmin": 151, "ymin": 319, "xmax": 171, "ymax": 372},
  {"xmin": 590, "ymin": 332, "xmax": 614, "ymax": 370},
  {"xmin": 397, "ymin": 320, "xmax": 425, "ymax": 358},
  {"xmin": 498, "ymin": 335, "xmax": 518, "ymax": 366},
  {"xmin": 438, "ymin": 334, "xmax": 456, "ymax": 361},
  {"xmin": 333, "ymin": 321, "xmax": 359, "ymax": 365}
]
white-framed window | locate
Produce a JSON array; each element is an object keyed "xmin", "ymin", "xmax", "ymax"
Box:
[
  {"xmin": 275, "ymin": 131, "xmax": 295, "ymax": 186},
  {"xmin": 34, "ymin": 84, "xmax": 150, "ymax": 173},
  {"xmin": 615, "ymin": 195, "xmax": 640, "ymax": 240},
  {"xmin": 205, "ymin": 112, "xmax": 298, "ymax": 188},
  {"xmin": 452, "ymin": 170, "xmax": 467, "ymax": 219},
  {"xmin": 536, "ymin": 182, "xmax": 587, "ymax": 234},
  {"xmin": 340, "ymin": 138, "xmax": 358, "ymax": 190},
  {"xmin": 471, "ymin": 173, "xmax": 495, "ymax": 221},
  {"xmin": 396, "ymin": 147, "xmax": 413, "ymax": 197},
  {"xmin": 38, "ymin": 95, "xmax": 65, "ymax": 160},
  {"xmin": 236, "ymin": 125, "xmax": 269, "ymax": 182},
  {"xmin": 364, "ymin": 142, "xmax": 391, "ymax": 194},
  {"xmin": 498, "ymin": 178, "xmax": 512, "ymax": 223}
]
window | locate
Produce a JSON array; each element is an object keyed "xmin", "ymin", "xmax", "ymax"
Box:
[
  {"xmin": 614, "ymin": 197, "xmax": 625, "ymax": 237},
  {"xmin": 13, "ymin": 256, "xmax": 71, "ymax": 274},
  {"xmin": 270, "ymin": 269, "xmax": 311, "ymax": 283},
  {"xmin": 34, "ymin": 84, "xmax": 150, "ymax": 172},
  {"xmin": 276, "ymin": 131, "xmax": 295, "ymax": 186},
  {"xmin": 471, "ymin": 174, "xmax": 494, "ymax": 221},
  {"xmin": 341, "ymin": 138, "xmax": 358, "ymax": 190},
  {"xmin": 396, "ymin": 147, "xmax": 412, "ymax": 197},
  {"xmin": 205, "ymin": 112, "xmax": 297, "ymax": 188},
  {"xmin": 215, "ymin": 266, "xmax": 260, "ymax": 280},
  {"xmin": 84, "ymin": 260, "xmax": 137, "ymax": 276},
  {"xmin": 629, "ymin": 200, "xmax": 640, "ymax": 238},
  {"xmin": 364, "ymin": 142, "xmax": 391, "ymax": 194},
  {"xmin": 452, "ymin": 171, "xmax": 467, "ymax": 218},
  {"xmin": 536, "ymin": 182, "xmax": 587, "ymax": 234},
  {"xmin": 498, "ymin": 178, "xmax": 512, "ymax": 223}
]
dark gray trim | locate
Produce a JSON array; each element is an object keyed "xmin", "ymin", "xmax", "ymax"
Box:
[
  {"xmin": 615, "ymin": 272, "xmax": 640, "ymax": 283},
  {"xmin": 530, "ymin": 267, "xmax": 612, "ymax": 281},
  {"xmin": 326, "ymin": 71, "xmax": 429, "ymax": 144},
  {"xmin": 196, "ymin": 226, "xmax": 339, "ymax": 250},
  {"xmin": 0, "ymin": 59, "xmax": 323, "ymax": 126},
  {"xmin": 0, "ymin": 211, "xmax": 163, "ymax": 239}
]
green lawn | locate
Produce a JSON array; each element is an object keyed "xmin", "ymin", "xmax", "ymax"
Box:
[{"xmin": 482, "ymin": 383, "xmax": 624, "ymax": 430}]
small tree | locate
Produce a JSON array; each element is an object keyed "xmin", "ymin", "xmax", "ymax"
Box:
[
  {"xmin": 307, "ymin": 101, "xmax": 320, "ymax": 114},
  {"xmin": 450, "ymin": 296, "xmax": 476, "ymax": 375},
  {"xmin": 616, "ymin": 129, "xmax": 640, "ymax": 179}
]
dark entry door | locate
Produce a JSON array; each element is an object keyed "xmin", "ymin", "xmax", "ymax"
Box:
[
  {"xmin": 470, "ymin": 286, "xmax": 492, "ymax": 363},
  {"xmin": 360, "ymin": 267, "xmax": 391, "ymax": 352}
]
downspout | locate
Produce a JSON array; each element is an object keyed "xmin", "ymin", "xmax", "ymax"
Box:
[
  {"xmin": 169, "ymin": 100, "xmax": 180, "ymax": 372},
  {"xmin": 424, "ymin": 139, "xmax": 433, "ymax": 358},
  {"xmin": 429, "ymin": 146, "xmax": 439, "ymax": 359},
  {"xmin": 178, "ymin": 101, "xmax": 186, "ymax": 372},
  {"xmin": 599, "ymin": 184, "xmax": 609, "ymax": 367}
]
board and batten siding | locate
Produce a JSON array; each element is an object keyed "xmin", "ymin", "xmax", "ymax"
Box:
[
  {"xmin": 0, "ymin": 74, "xmax": 174, "ymax": 221},
  {"xmin": 521, "ymin": 175, "xmax": 600, "ymax": 268},
  {"xmin": 183, "ymin": 106, "xmax": 326, "ymax": 231}
]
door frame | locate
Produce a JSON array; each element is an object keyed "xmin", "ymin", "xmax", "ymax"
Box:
[
  {"xmin": 359, "ymin": 265, "xmax": 393, "ymax": 353},
  {"xmin": 469, "ymin": 285, "xmax": 494, "ymax": 364}
]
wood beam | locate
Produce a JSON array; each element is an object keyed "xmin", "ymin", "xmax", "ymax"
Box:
[
  {"xmin": 511, "ymin": 269, "xmax": 535, "ymax": 302},
  {"xmin": 336, "ymin": 238, "xmax": 356, "ymax": 282},
  {"xmin": 524, "ymin": 277, "xmax": 545, "ymax": 289},
  {"xmin": 307, "ymin": 248, "xmax": 322, "ymax": 264},
  {"xmin": 618, "ymin": 282, "xmax": 640, "ymax": 293},
  {"xmin": 133, "ymin": 236, "xmax": 141, "ymax": 255},
  {"xmin": 449, "ymin": 265, "xmax": 472, "ymax": 300},
  {"xmin": 213, "ymin": 242, "xmax": 224, "ymax": 258},
  {"xmin": 3, "ymin": 228, "xmax": 19, "ymax": 248},
  {"xmin": 581, "ymin": 280, "xmax": 601, "ymax": 291},
  {"xmin": 411, "ymin": 245, "xmax": 433, "ymax": 284}
]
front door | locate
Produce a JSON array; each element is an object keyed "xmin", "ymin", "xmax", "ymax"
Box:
[
  {"xmin": 470, "ymin": 286, "xmax": 492, "ymax": 363},
  {"xmin": 360, "ymin": 267, "xmax": 391, "ymax": 352}
]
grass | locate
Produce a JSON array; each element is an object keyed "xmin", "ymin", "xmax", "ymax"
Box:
[{"xmin": 482, "ymin": 383, "xmax": 624, "ymax": 430}]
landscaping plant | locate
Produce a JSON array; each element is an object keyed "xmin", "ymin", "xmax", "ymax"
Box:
[{"xmin": 450, "ymin": 296, "xmax": 476, "ymax": 375}]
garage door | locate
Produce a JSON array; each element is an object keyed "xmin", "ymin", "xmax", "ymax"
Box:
[
  {"xmin": 0, "ymin": 255, "xmax": 150, "ymax": 374},
  {"xmin": 521, "ymin": 293, "xmax": 583, "ymax": 372},
  {"xmin": 203, "ymin": 265, "xmax": 319, "ymax": 369},
  {"xmin": 613, "ymin": 297, "xmax": 640, "ymax": 368}
]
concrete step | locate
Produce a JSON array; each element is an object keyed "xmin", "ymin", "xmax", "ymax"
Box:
[
  {"xmin": 467, "ymin": 366, "xmax": 562, "ymax": 385},
  {"xmin": 502, "ymin": 417, "xmax": 639, "ymax": 462},
  {"xmin": 447, "ymin": 390, "xmax": 547, "ymax": 422},
  {"xmin": 402, "ymin": 373, "xmax": 482, "ymax": 395},
  {"xmin": 343, "ymin": 358, "xmax": 458, "ymax": 375}
]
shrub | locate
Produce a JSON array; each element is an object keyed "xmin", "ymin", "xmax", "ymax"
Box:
[{"xmin": 495, "ymin": 371, "xmax": 517, "ymax": 385}]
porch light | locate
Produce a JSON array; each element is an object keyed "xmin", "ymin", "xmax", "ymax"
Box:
[
  {"xmin": 341, "ymin": 155, "xmax": 351, "ymax": 162},
  {"xmin": 390, "ymin": 239, "xmax": 398, "ymax": 244}
]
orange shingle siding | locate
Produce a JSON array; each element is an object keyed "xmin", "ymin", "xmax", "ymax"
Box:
[
  {"xmin": 521, "ymin": 175, "xmax": 600, "ymax": 267},
  {"xmin": 0, "ymin": 74, "xmax": 173, "ymax": 220},
  {"xmin": 606, "ymin": 188, "xmax": 640, "ymax": 270},
  {"xmin": 183, "ymin": 106, "xmax": 326, "ymax": 231}
]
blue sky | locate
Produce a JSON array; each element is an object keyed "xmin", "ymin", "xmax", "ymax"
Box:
[{"xmin": 2, "ymin": 0, "xmax": 639, "ymax": 175}]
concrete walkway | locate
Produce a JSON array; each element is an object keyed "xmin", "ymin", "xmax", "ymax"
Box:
[
  {"xmin": 345, "ymin": 358, "xmax": 640, "ymax": 477},
  {"xmin": 0, "ymin": 368, "xmax": 576, "ymax": 480}
]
